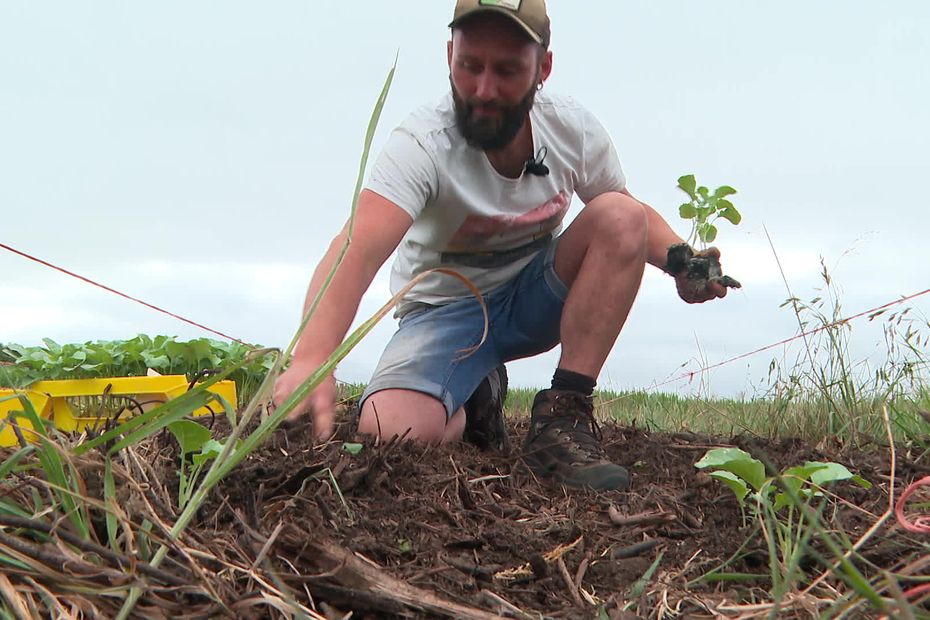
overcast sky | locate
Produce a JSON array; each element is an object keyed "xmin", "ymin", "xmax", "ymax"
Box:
[{"xmin": 2, "ymin": 1, "xmax": 928, "ymax": 397}]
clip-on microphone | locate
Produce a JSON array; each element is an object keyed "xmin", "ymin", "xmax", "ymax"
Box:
[{"xmin": 524, "ymin": 146, "xmax": 549, "ymax": 177}]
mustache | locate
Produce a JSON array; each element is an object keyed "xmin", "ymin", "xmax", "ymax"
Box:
[{"xmin": 463, "ymin": 99, "xmax": 505, "ymax": 112}]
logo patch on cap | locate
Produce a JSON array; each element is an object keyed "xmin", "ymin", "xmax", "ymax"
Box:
[{"xmin": 478, "ymin": 0, "xmax": 522, "ymax": 11}]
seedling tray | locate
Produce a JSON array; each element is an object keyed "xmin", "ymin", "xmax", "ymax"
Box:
[{"xmin": 0, "ymin": 375, "xmax": 237, "ymax": 446}]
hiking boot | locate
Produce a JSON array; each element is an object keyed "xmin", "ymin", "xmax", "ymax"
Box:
[
  {"xmin": 463, "ymin": 365, "xmax": 510, "ymax": 452},
  {"xmin": 522, "ymin": 389, "xmax": 630, "ymax": 491}
]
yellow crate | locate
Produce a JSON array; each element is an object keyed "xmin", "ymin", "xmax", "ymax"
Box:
[{"xmin": 0, "ymin": 375, "xmax": 237, "ymax": 447}]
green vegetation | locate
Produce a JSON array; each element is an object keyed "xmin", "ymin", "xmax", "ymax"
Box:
[
  {"xmin": 676, "ymin": 173, "xmax": 742, "ymax": 247},
  {"xmin": 0, "ymin": 57, "xmax": 400, "ymax": 619},
  {"xmin": 0, "ymin": 335, "xmax": 273, "ymax": 406}
]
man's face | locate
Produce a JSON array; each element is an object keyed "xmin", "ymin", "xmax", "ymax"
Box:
[{"xmin": 448, "ymin": 14, "xmax": 551, "ymax": 151}]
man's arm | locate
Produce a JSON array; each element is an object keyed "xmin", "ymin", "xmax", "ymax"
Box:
[
  {"xmin": 273, "ymin": 189, "xmax": 413, "ymax": 437},
  {"xmin": 620, "ymin": 188, "xmax": 684, "ymax": 270},
  {"xmin": 620, "ymin": 188, "xmax": 727, "ymax": 302}
]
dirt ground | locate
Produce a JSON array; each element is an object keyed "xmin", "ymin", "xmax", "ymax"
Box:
[
  {"xmin": 5, "ymin": 404, "xmax": 928, "ymax": 619},
  {"xmin": 174, "ymin": 408, "xmax": 928, "ymax": 619}
]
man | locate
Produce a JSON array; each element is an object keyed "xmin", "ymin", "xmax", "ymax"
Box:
[{"xmin": 273, "ymin": 0, "xmax": 728, "ymax": 491}]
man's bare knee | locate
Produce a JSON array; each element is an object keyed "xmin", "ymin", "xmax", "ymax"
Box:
[{"xmin": 359, "ymin": 389, "xmax": 449, "ymax": 443}]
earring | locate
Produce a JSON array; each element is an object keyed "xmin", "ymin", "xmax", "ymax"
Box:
[{"xmin": 536, "ymin": 81, "xmax": 544, "ymax": 91}]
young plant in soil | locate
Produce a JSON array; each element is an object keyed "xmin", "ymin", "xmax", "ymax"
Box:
[
  {"xmin": 665, "ymin": 174, "xmax": 742, "ymax": 290},
  {"xmin": 695, "ymin": 447, "xmax": 871, "ymax": 595}
]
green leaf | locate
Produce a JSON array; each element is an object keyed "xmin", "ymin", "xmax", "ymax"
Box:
[
  {"xmin": 695, "ymin": 447, "xmax": 754, "ymax": 468},
  {"xmin": 677, "ymin": 174, "xmax": 697, "ymax": 199},
  {"xmin": 167, "ymin": 420, "xmax": 211, "ymax": 457},
  {"xmin": 0, "ymin": 445, "xmax": 35, "ymax": 480},
  {"xmin": 782, "ymin": 464, "xmax": 825, "ymax": 491},
  {"xmin": 104, "ymin": 458, "xmax": 120, "ymax": 551},
  {"xmin": 805, "ymin": 462, "xmax": 871, "ymax": 489},
  {"xmin": 342, "ymin": 442, "xmax": 364, "ymax": 455},
  {"xmin": 679, "ymin": 203, "xmax": 697, "ymax": 219},
  {"xmin": 142, "ymin": 353, "xmax": 170, "ymax": 370},
  {"xmin": 699, "ymin": 223, "xmax": 718, "ymax": 243},
  {"xmin": 773, "ymin": 492, "xmax": 793, "ymax": 511},
  {"xmin": 397, "ymin": 538, "xmax": 414, "ymax": 554},
  {"xmin": 695, "ymin": 448, "xmax": 766, "ymax": 491},
  {"xmin": 192, "ymin": 439, "xmax": 225, "ymax": 467},
  {"xmin": 697, "ymin": 186, "xmax": 710, "ymax": 199},
  {"xmin": 714, "ymin": 185, "xmax": 737, "ymax": 198},
  {"xmin": 710, "ymin": 471, "xmax": 751, "ymax": 504},
  {"xmin": 719, "ymin": 206, "xmax": 742, "ymax": 225}
]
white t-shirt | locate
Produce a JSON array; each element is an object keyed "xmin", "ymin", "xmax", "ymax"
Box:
[{"xmin": 366, "ymin": 91, "xmax": 626, "ymax": 316}]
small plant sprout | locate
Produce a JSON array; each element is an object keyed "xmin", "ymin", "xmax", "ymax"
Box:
[
  {"xmin": 695, "ymin": 447, "xmax": 871, "ymax": 594},
  {"xmin": 168, "ymin": 420, "xmax": 233, "ymax": 510},
  {"xmin": 677, "ymin": 174, "xmax": 742, "ymax": 248}
]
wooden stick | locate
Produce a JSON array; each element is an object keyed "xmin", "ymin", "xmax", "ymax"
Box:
[
  {"xmin": 607, "ymin": 505, "xmax": 677, "ymax": 527},
  {"xmin": 557, "ymin": 557, "xmax": 584, "ymax": 608}
]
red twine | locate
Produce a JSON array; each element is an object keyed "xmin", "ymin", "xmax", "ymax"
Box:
[{"xmin": 896, "ymin": 475, "xmax": 930, "ymax": 534}]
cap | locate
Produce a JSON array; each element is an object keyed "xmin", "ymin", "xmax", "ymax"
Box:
[{"xmin": 450, "ymin": 0, "xmax": 551, "ymax": 47}]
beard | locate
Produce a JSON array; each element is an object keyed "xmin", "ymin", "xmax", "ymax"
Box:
[{"xmin": 451, "ymin": 76, "xmax": 538, "ymax": 151}]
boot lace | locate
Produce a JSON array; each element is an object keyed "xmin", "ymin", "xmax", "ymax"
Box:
[{"xmin": 536, "ymin": 392, "xmax": 604, "ymax": 457}]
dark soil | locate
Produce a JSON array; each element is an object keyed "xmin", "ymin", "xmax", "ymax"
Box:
[
  {"xmin": 666, "ymin": 243, "xmax": 741, "ymax": 290},
  {"xmin": 6, "ymin": 404, "xmax": 926, "ymax": 619},
  {"xmin": 180, "ymin": 409, "xmax": 926, "ymax": 619}
]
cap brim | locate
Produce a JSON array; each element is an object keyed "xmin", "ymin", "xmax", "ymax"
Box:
[{"xmin": 449, "ymin": 8, "xmax": 543, "ymax": 44}]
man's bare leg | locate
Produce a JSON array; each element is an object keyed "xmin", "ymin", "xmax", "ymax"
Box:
[
  {"xmin": 521, "ymin": 192, "xmax": 647, "ymax": 491},
  {"xmin": 358, "ymin": 390, "xmax": 465, "ymax": 444},
  {"xmin": 553, "ymin": 192, "xmax": 648, "ymax": 374}
]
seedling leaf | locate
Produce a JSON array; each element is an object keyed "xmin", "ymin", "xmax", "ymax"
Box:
[
  {"xmin": 806, "ymin": 461, "xmax": 872, "ymax": 489},
  {"xmin": 701, "ymin": 224, "xmax": 718, "ymax": 243},
  {"xmin": 720, "ymin": 206, "xmax": 742, "ymax": 225},
  {"xmin": 342, "ymin": 442, "xmax": 364, "ymax": 455},
  {"xmin": 710, "ymin": 470, "xmax": 751, "ymax": 504},
  {"xmin": 168, "ymin": 420, "xmax": 211, "ymax": 457},
  {"xmin": 192, "ymin": 439, "xmax": 225, "ymax": 467},
  {"xmin": 695, "ymin": 448, "xmax": 766, "ymax": 491},
  {"xmin": 677, "ymin": 174, "xmax": 697, "ymax": 199}
]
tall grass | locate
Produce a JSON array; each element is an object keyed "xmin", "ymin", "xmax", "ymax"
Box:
[
  {"xmin": 0, "ymin": 57, "xmax": 400, "ymax": 620},
  {"xmin": 500, "ymin": 260, "xmax": 930, "ymax": 447}
]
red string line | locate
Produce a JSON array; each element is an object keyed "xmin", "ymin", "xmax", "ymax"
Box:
[
  {"xmin": 651, "ymin": 286, "xmax": 930, "ymax": 390},
  {"xmin": 896, "ymin": 475, "xmax": 930, "ymax": 535},
  {"xmin": 3, "ymin": 241, "xmax": 929, "ymax": 383},
  {"xmin": 1, "ymin": 241, "xmax": 249, "ymax": 346}
]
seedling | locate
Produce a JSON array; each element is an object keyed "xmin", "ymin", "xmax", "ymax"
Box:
[
  {"xmin": 168, "ymin": 420, "xmax": 233, "ymax": 509},
  {"xmin": 676, "ymin": 174, "xmax": 741, "ymax": 248},
  {"xmin": 663, "ymin": 175, "xmax": 743, "ymax": 290},
  {"xmin": 695, "ymin": 447, "xmax": 870, "ymax": 593}
]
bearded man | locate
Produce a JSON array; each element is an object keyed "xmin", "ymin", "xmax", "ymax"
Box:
[{"xmin": 273, "ymin": 0, "xmax": 728, "ymax": 491}]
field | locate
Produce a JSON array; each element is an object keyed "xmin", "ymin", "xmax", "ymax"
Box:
[{"xmin": 1, "ymin": 333, "xmax": 929, "ymax": 618}]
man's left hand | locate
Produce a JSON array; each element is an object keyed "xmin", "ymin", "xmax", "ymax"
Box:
[{"xmin": 674, "ymin": 247, "xmax": 730, "ymax": 304}]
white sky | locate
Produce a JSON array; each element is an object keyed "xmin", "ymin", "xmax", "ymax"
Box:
[{"xmin": 2, "ymin": 1, "xmax": 928, "ymax": 397}]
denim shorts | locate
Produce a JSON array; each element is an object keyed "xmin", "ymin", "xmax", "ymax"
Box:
[{"xmin": 360, "ymin": 238, "xmax": 568, "ymax": 418}]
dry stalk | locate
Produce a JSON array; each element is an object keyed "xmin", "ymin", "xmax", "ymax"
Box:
[
  {"xmin": 0, "ymin": 572, "xmax": 31, "ymax": 620},
  {"xmin": 556, "ymin": 556, "xmax": 584, "ymax": 607},
  {"xmin": 607, "ymin": 505, "xmax": 677, "ymax": 527}
]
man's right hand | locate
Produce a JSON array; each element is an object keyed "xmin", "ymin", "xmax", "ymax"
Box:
[{"xmin": 273, "ymin": 360, "xmax": 338, "ymax": 440}]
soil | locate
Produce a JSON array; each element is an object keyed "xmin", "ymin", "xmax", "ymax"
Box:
[
  {"xmin": 5, "ymin": 405, "xmax": 929, "ymax": 619},
  {"xmin": 666, "ymin": 243, "xmax": 741, "ymax": 290},
  {"xmin": 183, "ymin": 409, "xmax": 926, "ymax": 619}
]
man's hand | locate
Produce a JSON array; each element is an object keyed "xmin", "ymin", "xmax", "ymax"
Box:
[
  {"xmin": 672, "ymin": 246, "xmax": 733, "ymax": 304},
  {"xmin": 273, "ymin": 360, "xmax": 338, "ymax": 440}
]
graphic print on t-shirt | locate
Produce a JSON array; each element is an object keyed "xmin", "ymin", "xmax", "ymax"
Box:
[
  {"xmin": 445, "ymin": 190, "xmax": 570, "ymax": 252},
  {"xmin": 439, "ymin": 190, "xmax": 570, "ymax": 268}
]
